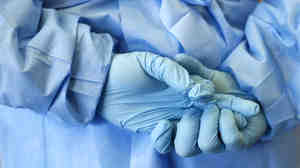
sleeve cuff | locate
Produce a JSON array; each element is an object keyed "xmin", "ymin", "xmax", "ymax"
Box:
[
  {"xmin": 221, "ymin": 41, "xmax": 298, "ymax": 140},
  {"xmin": 46, "ymin": 20, "xmax": 114, "ymax": 124},
  {"xmin": 66, "ymin": 23, "xmax": 114, "ymax": 124},
  {"xmin": 261, "ymin": 90, "xmax": 299, "ymax": 139}
]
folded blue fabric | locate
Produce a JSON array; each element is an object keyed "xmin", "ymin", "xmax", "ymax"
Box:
[{"xmin": 0, "ymin": 0, "xmax": 300, "ymax": 168}]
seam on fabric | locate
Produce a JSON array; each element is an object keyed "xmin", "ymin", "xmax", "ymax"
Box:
[
  {"xmin": 24, "ymin": 46, "xmax": 71, "ymax": 64},
  {"xmin": 169, "ymin": 10, "xmax": 191, "ymax": 31},
  {"xmin": 251, "ymin": 66, "xmax": 276, "ymax": 89},
  {"xmin": 268, "ymin": 110, "xmax": 294, "ymax": 127},
  {"xmin": 265, "ymin": 91, "xmax": 296, "ymax": 126},
  {"xmin": 248, "ymin": 15, "xmax": 298, "ymax": 121},
  {"xmin": 70, "ymin": 76, "xmax": 104, "ymax": 84}
]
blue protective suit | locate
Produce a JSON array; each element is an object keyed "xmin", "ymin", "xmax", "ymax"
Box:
[{"xmin": 1, "ymin": 0, "xmax": 300, "ymax": 168}]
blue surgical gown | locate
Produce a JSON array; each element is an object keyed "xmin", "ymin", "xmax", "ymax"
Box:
[{"xmin": 1, "ymin": 0, "xmax": 300, "ymax": 167}]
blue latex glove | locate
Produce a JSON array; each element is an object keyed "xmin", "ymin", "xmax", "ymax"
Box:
[
  {"xmin": 150, "ymin": 55, "xmax": 263, "ymax": 156},
  {"xmin": 152, "ymin": 54, "xmax": 266, "ymax": 157},
  {"xmin": 152, "ymin": 78, "xmax": 261, "ymax": 156},
  {"xmin": 174, "ymin": 54, "xmax": 267, "ymax": 154},
  {"xmin": 99, "ymin": 52, "xmax": 215, "ymax": 137}
]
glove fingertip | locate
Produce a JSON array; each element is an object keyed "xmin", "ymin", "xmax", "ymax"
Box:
[
  {"xmin": 151, "ymin": 120, "xmax": 175, "ymax": 154},
  {"xmin": 239, "ymin": 100, "xmax": 261, "ymax": 117},
  {"xmin": 219, "ymin": 109, "xmax": 244, "ymax": 150},
  {"xmin": 216, "ymin": 94, "xmax": 261, "ymax": 117}
]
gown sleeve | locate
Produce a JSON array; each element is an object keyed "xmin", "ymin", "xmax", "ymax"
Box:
[
  {"xmin": 221, "ymin": 0, "xmax": 300, "ymax": 138},
  {"xmin": 0, "ymin": 0, "xmax": 114, "ymax": 124}
]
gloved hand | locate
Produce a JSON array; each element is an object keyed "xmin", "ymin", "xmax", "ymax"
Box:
[
  {"xmin": 173, "ymin": 54, "xmax": 268, "ymax": 154},
  {"xmin": 99, "ymin": 52, "xmax": 215, "ymax": 139},
  {"xmin": 99, "ymin": 51, "xmax": 265, "ymax": 156},
  {"xmin": 143, "ymin": 53, "xmax": 264, "ymax": 156}
]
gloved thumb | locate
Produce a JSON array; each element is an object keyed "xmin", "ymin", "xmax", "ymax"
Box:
[{"xmin": 174, "ymin": 54, "xmax": 243, "ymax": 94}]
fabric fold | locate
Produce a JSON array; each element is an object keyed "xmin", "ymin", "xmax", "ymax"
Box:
[{"xmin": 0, "ymin": 4, "xmax": 114, "ymax": 124}]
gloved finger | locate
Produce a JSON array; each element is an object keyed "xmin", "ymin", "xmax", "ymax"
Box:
[
  {"xmin": 215, "ymin": 94, "xmax": 260, "ymax": 117},
  {"xmin": 239, "ymin": 113, "xmax": 267, "ymax": 147},
  {"xmin": 219, "ymin": 109, "xmax": 244, "ymax": 151},
  {"xmin": 151, "ymin": 120, "xmax": 176, "ymax": 154},
  {"xmin": 234, "ymin": 111, "xmax": 248, "ymax": 129},
  {"xmin": 136, "ymin": 52, "xmax": 215, "ymax": 99},
  {"xmin": 174, "ymin": 53, "xmax": 213, "ymax": 80},
  {"xmin": 220, "ymin": 110, "xmax": 267, "ymax": 151},
  {"xmin": 198, "ymin": 105, "xmax": 224, "ymax": 153},
  {"xmin": 175, "ymin": 54, "xmax": 245, "ymax": 94},
  {"xmin": 174, "ymin": 109, "xmax": 201, "ymax": 157}
]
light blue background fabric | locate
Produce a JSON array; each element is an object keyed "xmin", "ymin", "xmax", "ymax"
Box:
[{"xmin": 1, "ymin": 0, "xmax": 300, "ymax": 167}]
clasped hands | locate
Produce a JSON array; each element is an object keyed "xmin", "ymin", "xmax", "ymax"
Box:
[{"xmin": 100, "ymin": 52, "xmax": 267, "ymax": 157}]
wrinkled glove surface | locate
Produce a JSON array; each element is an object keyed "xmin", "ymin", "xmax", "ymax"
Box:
[
  {"xmin": 99, "ymin": 52, "xmax": 215, "ymax": 134},
  {"xmin": 99, "ymin": 52, "xmax": 266, "ymax": 157},
  {"xmin": 151, "ymin": 54, "xmax": 267, "ymax": 157}
]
